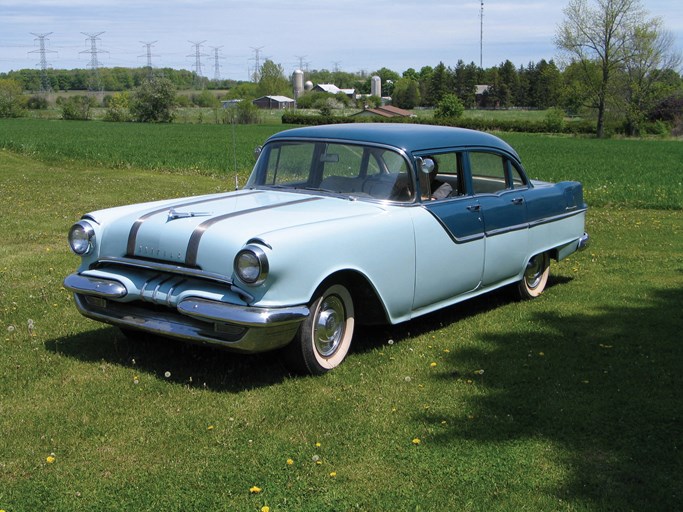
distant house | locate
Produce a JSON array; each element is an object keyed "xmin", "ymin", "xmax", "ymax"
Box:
[
  {"xmin": 475, "ymin": 85, "xmax": 492, "ymax": 107},
  {"xmin": 252, "ymin": 95, "xmax": 295, "ymax": 109},
  {"xmin": 352, "ymin": 105, "xmax": 413, "ymax": 118}
]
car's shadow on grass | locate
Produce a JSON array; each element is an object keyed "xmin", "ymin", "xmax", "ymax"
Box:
[
  {"xmin": 46, "ymin": 277, "xmax": 572, "ymax": 392},
  {"xmin": 45, "ymin": 328, "xmax": 290, "ymax": 392},
  {"xmin": 355, "ymin": 276, "xmax": 573, "ymax": 353}
]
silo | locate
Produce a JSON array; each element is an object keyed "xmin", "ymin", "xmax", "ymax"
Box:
[
  {"xmin": 293, "ymin": 69, "xmax": 304, "ymax": 100},
  {"xmin": 371, "ymin": 75, "xmax": 381, "ymax": 97}
]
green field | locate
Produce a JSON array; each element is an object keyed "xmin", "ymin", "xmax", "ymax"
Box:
[{"xmin": 0, "ymin": 119, "xmax": 682, "ymax": 511}]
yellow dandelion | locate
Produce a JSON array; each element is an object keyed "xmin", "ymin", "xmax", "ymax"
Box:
[
  {"xmin": 314, "ymin": 442, "xmax": 321, "ymax": 447},
  {"xmin": 261, "ymin": 507, "xmax": 270, "ymax": 512},
  {"xmin": 207, "ymin": 425, "xmax": 214, "ymax": 430},
  {"xmin": 46, "ymin": 455, "xmax": 56, "ymax": 464},
  {"xmin": 249, "ymin": 485, "xmax": 262, "ymax": 494},
  {"xmin": 286, "ymin": 458, "xmax": 294, "ymax": 465},
  {"xmin": 329, "ymin": 471, "xmax": 337, "ymax": 477},
  {"xmin": 412, "ymin": 438, "xmax": 421, "ymax": 445},
  {"xmin": 430, "ymin": 362, "xmax": 437, "ymax": 368}
]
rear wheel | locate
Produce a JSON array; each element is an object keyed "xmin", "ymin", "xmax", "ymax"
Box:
[
  {"xmin": 284, "ymin": 283, "xmax": 355, "ymax": 375},
  {"xmin": 518, "ymin": 252, "xmax": 550, "ymax": 299}
]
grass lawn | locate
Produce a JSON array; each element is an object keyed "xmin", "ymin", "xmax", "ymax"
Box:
[{"xmin": 0, "ymin": 121, "xmax": 681, "ymax": 511}]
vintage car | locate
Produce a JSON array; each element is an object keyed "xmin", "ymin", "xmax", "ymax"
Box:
[{"xmin": 64, "ymin": 123, "xmax": 588, "ymax": 374}]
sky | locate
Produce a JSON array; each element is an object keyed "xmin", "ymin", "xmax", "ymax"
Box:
[{"xmin": 1, "ymin": 0, "xmax": 682, "ymax": 80}]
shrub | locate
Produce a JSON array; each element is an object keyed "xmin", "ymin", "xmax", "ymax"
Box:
[
  {"xmin": 60, "ymin": 95, "xmax": 96, "ymax": 120},
  {"xmin": 434, "ymin": 94, "xmax": 464, "ymax": 120},
  {"xmin": 104, "ymin": 92, "xmax": 131, "ymax": 122},
  {"xmin": 544, "ymin": 107, "xmax": 566, "ymax": 132},
  {"xmin": 26, "ymin": 95, "xmax": 49, "ymax": 110},
  {"xmin": 0, "ymin": 79, "xmax": 26, "ymax": 118},
  {"xmin": 130, "ymin": 77, "xmax": 176, "ymax": 123}
]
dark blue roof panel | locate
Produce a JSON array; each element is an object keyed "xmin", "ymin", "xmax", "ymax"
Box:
[{"xmin": 266, "ymin": 123, "xmax": 520, "ymax": 161}]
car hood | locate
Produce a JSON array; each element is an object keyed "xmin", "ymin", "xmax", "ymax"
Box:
[{"xmin": 93, "ymin": 189, "xmax": 388, "ymax": 272}]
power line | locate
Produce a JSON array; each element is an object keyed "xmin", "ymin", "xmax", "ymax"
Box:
[{"xmin": 29, "ymin": 32, "xmax": 57, "ymax": 92}]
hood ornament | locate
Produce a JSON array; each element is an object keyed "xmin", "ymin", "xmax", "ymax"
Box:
[{"xmin": 167, "ymin": 209, "xmax": 212, "ymax": 222}]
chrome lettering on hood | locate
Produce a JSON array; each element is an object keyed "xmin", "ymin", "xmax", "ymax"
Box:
[{"xmin": 167, "ymin": 209, "xmax": 212, "ymax": 222}]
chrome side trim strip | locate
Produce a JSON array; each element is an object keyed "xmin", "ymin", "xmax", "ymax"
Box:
[
  {"xmin": 94, "ymin": 257, "xmax": 234, "ymax": 286},
  {"xmin": 178, "ymin": 297, "xmax": 309, "ymax": 327},
  {"xmin": 527, "ymin": 207, "xmax": 587, "ymax": 228},
  {"xmin": 126, "ymin": 191, "xmax": 262, "ymax": 256},
  {"xmin": 184, "ymin": 197, "xmax": 323, "ymax": 267},
  {"xmin": 63, "ymin": 273, "xmax": 127, "ymax": 298}
]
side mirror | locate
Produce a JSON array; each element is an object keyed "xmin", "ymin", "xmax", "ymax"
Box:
[
  {"xmin": 253, "ymin": 146, "xmax": 262, "ymax": 161},
  {"xmin": 418, "ymin": 157, "xmax": 436, "ymax": 175}
]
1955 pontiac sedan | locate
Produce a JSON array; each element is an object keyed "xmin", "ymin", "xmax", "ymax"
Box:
[{"xmin": 64, "ymin": 123, "xmax": 588, "ymax": 374}]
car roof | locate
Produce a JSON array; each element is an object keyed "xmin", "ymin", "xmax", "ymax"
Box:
[{"xmin": 266, "ymin": 123, "xmax": 520, "ymax": 162}]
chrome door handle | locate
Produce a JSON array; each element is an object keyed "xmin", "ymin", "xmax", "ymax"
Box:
[
  {"xmin": 511, "ymin": 197, "xmax": 524, "ymax": 205},
  {"xmin": 467, "ymin": 204, "xmax": 481, "ymax": 212}
]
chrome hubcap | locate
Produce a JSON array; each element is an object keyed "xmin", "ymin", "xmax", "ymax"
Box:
[
  {"xmin": 524, "ymin": 256, "xmax": 544, "ymax": 289},
  {"xmin": 314, "ymin": 295, "xmax": 345, "ymax": 357}
]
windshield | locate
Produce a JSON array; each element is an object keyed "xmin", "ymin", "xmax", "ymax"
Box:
[{"xmin": 246, "ymin": 140, "xmax": 415, "ymax": 202}]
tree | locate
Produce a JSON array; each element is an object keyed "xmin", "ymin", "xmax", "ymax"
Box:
[
  {"xmin": 0, "ymin": 79, "xmax": 25, "ymax": 117},
  {"xmin": 427, "ymin": 62, "xmax": 451, "ymax": 106},
  {"xmin": 555, "ymin": 0, "xmax": 647, "ymax": 137},
  {"xmin": 620, "ymin": 18, "xmax": 682, "ymax": 135},
  {"xmin": 130, "ymin": 76, "xmax": 176, "ymax": 123},
  {"xmin": 257, "ymin": 60, "xmax": 290, "ymax": 97},
  {"xmin": 392, "ymin": 78, "xmax": 421, "ymax": 109}
]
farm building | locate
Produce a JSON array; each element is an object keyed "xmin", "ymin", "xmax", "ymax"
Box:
[
  {"xmin": 253, "ymin": 95, "xmax": 295, "ymax": 109},
  {"xmin": 313, "ymin": 84, "xmax": 355, "ymax": 98},
  {"xmin": 352, "ymin": 105, "xmax": 413, "ymax": 118}
]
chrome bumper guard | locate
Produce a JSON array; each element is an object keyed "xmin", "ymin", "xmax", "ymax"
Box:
[
  {"xmin": 577, "ymin": 232, "xmax": 590, "ymax": 251},
  {"xmin": 64, "ymin": 273, "xmax": 309, "ymax": 353}
]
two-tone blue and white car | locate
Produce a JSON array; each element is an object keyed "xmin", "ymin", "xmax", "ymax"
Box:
[{"xmin": 64, "ymin": 123, "xmax": 588, "ymax": 374}]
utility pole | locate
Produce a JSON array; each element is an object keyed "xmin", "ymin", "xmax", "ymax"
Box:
[
  {"xmin": 479, "ymin": 1, "xmax": 484, "ymax": 69},
  {"xmin": 187, "ymin": 40, "xmax": 208, "ymax": 88},
  {"xmin": 29, "ymin": 32, "xmax": 57, "ymax": 92},
  {"xmin": 139, "ymin": 40, "xmax": 158, "ymax": 77},
  {"xmin": 80, "ymin": 32, "xmax": 107, "ymax": 92},
  {"xmin": 209, "ymin": 45, "xmax": 224, "ymax": 81}
]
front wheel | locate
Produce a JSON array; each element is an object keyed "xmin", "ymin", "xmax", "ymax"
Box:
[
  {"xmin": 284, "ymin": 283, "xmax": 355, "ymax": 375},
  {"xmin": 518, "ymin": 252, "xmax": 550, "ymax": 299}
]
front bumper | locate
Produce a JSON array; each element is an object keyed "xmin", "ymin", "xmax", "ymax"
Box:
[{"xmin": 64, "ymin": 273, "xmax": 309, "ymax": 353}]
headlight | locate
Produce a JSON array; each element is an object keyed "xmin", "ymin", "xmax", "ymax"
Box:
[
  {"xmin": 68, "ymin": 220, "xmax": 96, "ymax": 255},
  {"xmin": 234, "ymin": 245, "xmax": 269, "ymax": 285}
]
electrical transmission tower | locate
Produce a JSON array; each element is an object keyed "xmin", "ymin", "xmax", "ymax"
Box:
[
  {"xmin": 187, "ymin": 40, "xmax": 208, "ymax": 88},
  {"xmin": 80, "ymin": 32, "xmax": 107, "ymax": 92},
  {"xmin": 209, "ymin": 46, "xmax": 224, "ymax": 81},
  {"xmin": 250, "ymin": 46, "xmax": 265, "ymax": 82},
  {"xmin": 29, "ymin": 32, "xmax": 57, "ymax": 92},
  {"xmin": 139, "ymin": 40, "xmax": 158, "ymax": 76}
]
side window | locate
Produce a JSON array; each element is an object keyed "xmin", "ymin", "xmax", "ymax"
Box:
[
  {"xmin": 421, "ymin": 152, "xmax": 463, "ymax": 200},
  {"xmin": 510, "ymin": 164, "xmax": 527, "ymax": 189},
  {"xmin": 470, "ymin": 152, "xmax": 506, "ymax": 194}
]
